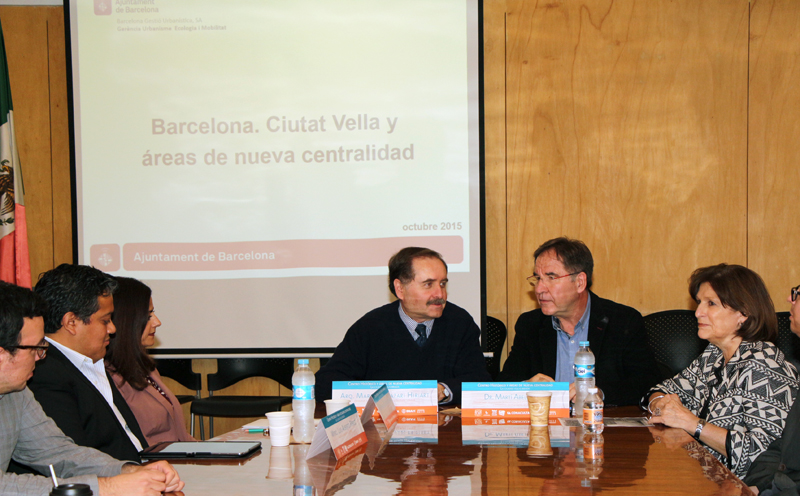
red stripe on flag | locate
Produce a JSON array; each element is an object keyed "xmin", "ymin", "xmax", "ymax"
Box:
[{"xmin": 13, "ymin": 204, "xmax": 30, "ymax": 287}]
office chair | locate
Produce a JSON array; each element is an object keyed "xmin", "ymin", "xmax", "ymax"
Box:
[{"xmin": 190, "ymin": 358, "xmax": 294, "ymax": 439}]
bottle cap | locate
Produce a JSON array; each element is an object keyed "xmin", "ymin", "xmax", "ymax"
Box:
[
  {"xmin": 298, "ymin": 359, "xmax": 309, "ymax": 365},
  {"xmin": 579, "ymin": 341, "xmax": 589, "ymax": 346},
  {"xmin": 588, "ymin": 387, "xmax": 598, "ymax": 393}
]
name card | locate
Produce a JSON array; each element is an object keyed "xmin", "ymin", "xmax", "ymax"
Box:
[
  {"xmin": 461, "ymin": 382, "xmax": 569, "ymax": 421},
  {"xmin": 390, "ymin": 416, "xmax": 438, "ymax": 444},
  {"xmin": 461, "ymin": 421, "xmax": 570, "ymax": 447},
  {"xmin": 361, "ymin": 384, "xmax": 399, "ymax": 429},
  {"xmin": 306, "ymin": 444, "xmax": 366, "ymax": 494},
  {"xmin": 332, "ymin": 380, "xmax": 438, "ymax": 416},
  {"xmin": 306, "ymin": 403, "xmax": 368, "ymax": 460}
]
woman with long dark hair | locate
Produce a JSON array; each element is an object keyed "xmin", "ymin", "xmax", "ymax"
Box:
[
  {"xmin": 105, "ymin": 277, "xmax": 194, "ymax": 443},
  {"xmin": 646, "ymin": 264, "xmax": 798, "ymax": 478}
]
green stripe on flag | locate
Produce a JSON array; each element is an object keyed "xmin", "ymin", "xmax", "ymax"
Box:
[{"xmin": 0, "ymin": 21, "xmax": 12, "ymax": 126}]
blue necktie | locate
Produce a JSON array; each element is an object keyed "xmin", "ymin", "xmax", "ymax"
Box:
[{"xmin": 415, "ymin": 323, "xmax": 428, "ymax": 347}]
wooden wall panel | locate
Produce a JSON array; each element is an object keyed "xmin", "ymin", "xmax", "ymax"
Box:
[
  {"xmin": 501, "ymin": 0, "xmax": 749, "ymax": 349},
  {"xmin": 46, "ymin": 8, "xmax": 72, "ymax": 271},
  {"xmin": 0, "ymin": 6, "xmax": 67, "ymax": 282},
  {"xmin": 483, "ymin": 0, "xmax": 509, "ymax": 358},
  {"xmin": 748, "ymin": 0, "xmax": 800, "ymax": 313}
]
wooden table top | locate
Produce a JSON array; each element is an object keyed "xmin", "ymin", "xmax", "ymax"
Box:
[{"xmin": 167, "ymin": 407, "xmax": 754, "ymax": 495}]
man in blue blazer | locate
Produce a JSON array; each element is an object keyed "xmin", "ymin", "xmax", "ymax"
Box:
[
  {"xmin": 497, "ymin": 237, "xmax": 659, "ymax": 407},
  {"xmin": 28, "ymin": 264, "xmax": 147, "ymax": 462}
]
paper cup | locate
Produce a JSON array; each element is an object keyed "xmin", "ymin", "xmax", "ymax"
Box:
[
  {"xmin": 269, "ymin": 424, "xmax": 292, "ymax": 447},
  {"xmin": 526, "ymin": 391, "xmax": 552, "ymax": 426},
  {"xmin": 324, "ymin": 399, "xmax": 352, "ymax": 416},
  {"xmin": 526, "ymin": 425, "xmax": 553, "ymax": 457},
  {"xmin": 266, "ymin": 411, "xmax": 293, "ymax": 428},
  {"xmin": 267, "ymin": 446, "xmax": 293, "ymax": 479}
]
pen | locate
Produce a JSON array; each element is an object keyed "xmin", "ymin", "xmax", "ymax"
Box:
[{"xmin": 246, "ymin": 428, "xmax": 266, "ymax": 433}]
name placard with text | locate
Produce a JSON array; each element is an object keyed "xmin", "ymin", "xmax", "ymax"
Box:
[
  {"xmin": 461, "ymin": 382, "xmax": 569, "ymax": 421},
  {"xmin": 306, "ymin": 403, "xmax": 368, "ymax": 460},
  {"xmin": 462, "ymin": 421, "xmax": 570, "ymax": 447},
  {"xmin": 360, "ymin": 384, "xmax": 399, "ymax": 429},
  {"xmin": 332, "ymin": 380, "xmax": 438, "ymax": 416}
]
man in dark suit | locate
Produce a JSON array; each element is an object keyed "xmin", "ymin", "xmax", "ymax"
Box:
[
  {"xmin": 316, "ymin": 247, "xmax": 490, "ymax": 404},
  {"xmin": 743, "ymin": 284, "xmax": 800, "ymax": 496},
  {"xmin": 497, "ymin": 237, "xmax": 659, "ymax": 406},
  {"xmin": 28, "ymin": 264, "xmax": 147, "ymax": 462}
]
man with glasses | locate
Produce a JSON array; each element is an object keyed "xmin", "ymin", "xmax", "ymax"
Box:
[
  {"xmin": 744, "ymin": 284, "xmax": 800, "ymax": 495},
  {"xmin": 0, "ymin": 281, "xmax": 184, "ymax": 495},
  {"xmin": 22, "ymin": 264, "xmax": 147, "ymax": 464},
  {"xmin": 497, "ymin": 237, "xmax": 659, "ymax": 406}
]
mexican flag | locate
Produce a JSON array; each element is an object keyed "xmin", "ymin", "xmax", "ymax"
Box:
[{"xmin": 0, "ymin": 21, "xmax": 31, "ymax": 288}]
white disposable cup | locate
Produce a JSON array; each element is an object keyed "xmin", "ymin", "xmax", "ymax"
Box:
[
  {"xmin": 269, "ymin": 424, "xmax": 292, "ymax": 447},
  {"xmin": 266, "ymin": 411, "xmax": 293, "ymax": 428},
  {"xmin": 267, "ymin": 446, "xmax": 293, "ymax": 479},
  {"xmin": 324, "ymin": 399, "xmax": 352, "ymax": 416}
]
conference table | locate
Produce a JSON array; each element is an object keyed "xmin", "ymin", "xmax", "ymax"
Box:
[{"xmin": 167, "ymin": 406, "xmax": 754, "ymax": 495}]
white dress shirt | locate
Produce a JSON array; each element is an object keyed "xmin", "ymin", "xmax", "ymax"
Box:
[{"xmin": 45, "ymin": 337, "xmax": 144, "ymax": 451}]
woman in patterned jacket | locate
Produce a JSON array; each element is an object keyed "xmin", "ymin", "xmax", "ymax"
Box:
[{"xmin": 645, "ymin": 264, "xmax": 799, "ymax": 479}]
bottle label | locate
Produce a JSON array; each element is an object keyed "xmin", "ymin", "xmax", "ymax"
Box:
[
  {"xmin": 574, "ymin": 364, "xmax": 595, "ymax": 379},
  {"xmin": 583, "ymin": 442, "xmax": 604, "ymax": 460},
  {"xmin": 294, "ymin": 485, "xmax": 314, "ymax": 496},
  {"xmin": 583, "ymin": 407, "xmax": 603, "ymax": 425},
  {"xmin": 293, "ymin": 385, "xmax": 315, "ymax": 400}
]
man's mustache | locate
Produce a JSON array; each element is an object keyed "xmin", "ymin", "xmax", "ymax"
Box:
[{"xmin": 427, "ymin": 298, "xmax": 446, "ymax": 306}]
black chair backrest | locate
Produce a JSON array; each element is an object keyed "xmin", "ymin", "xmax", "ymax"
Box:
[
  {"xmin": 206, "ymin": 358, "xmax": 294, "ymax": 392},
  {"xmin": 485, "ymin": 316, "xmax": 508, "ymax": 380},
  {"xmin": 776, "ymin": 312, "xmax": 800, "ymax": 371},
  {"xmin": 644, "ymin": 310, "xmax": 706, "ymax": 381},
  {"xmin": 153, "ymin": 358, "xmax": 202, "ymax": 392}
]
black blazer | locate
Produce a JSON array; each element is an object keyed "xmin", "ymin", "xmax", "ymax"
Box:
[
  {"xmin": 745, "ymin": 396, "xmax": 800, "ymax": 494},
  {"xmin": 27, "ymin": 345, "xmax": 147, "ymax": 462},
  {"xmin": 496, "ymin": 292, "xmax": 660, "ymax": 406}
]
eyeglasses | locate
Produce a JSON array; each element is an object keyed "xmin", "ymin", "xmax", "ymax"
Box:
[
  {"xmin": 9, "ymin": 341, "xmax": 49, "ymax": 359},
  {"xmin": 792, "ymin": 285, "xmax": 800, "ymax": 302},
  {"xmin": 527, "ymin": 272, "xmax": 580, "ymax": 286}
]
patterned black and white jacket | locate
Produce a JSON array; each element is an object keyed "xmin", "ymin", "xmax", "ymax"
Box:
[{"xmin": 645, "ymin": 340, "xmax": 799, "ymax": 478}]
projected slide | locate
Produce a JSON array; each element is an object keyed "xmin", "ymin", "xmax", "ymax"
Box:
[
  {"xmin": 70, "ymin": 0, "xmax": 481, "ymax": 350},
  {"xmin": 76, "ymin": 0, "xmax": 472, "ymax": 279}
]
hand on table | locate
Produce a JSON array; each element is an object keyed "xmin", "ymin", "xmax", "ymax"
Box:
[
  {"xmin": 525, "ymin": 373, "xmax": 576, "ymax": 401},
  {"xmin": 99, "ymin": 461, "xmax": 185, "ymax": 496},
  {"xmin": 526, "ymin": 373, "xmax": 553, "ymax": 383},
  {"xmin": 648, "ymin": 394, "xmax": 697, "ymax": 432},
  {"xmin": 648, "ymin": 425, "xmax": 692, "ymax": 449}
]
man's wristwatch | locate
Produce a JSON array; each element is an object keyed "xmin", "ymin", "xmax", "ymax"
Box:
[{"xmin": 693, "ymin": 418, "xmax": 707, "ymax": 440}]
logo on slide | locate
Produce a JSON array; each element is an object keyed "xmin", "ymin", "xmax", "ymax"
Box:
[
  {"xmin": 94, "ymin": 0, "xmax": 112, "ymax": 15},
  {"xmin": 90, "ymin": 244, "xmax": 120, "ymax": 272}
]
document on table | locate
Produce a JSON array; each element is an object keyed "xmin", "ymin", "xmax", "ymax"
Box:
[{"xmin": 558, "ymin": 417, "xmax": 650, "ymax": 427}]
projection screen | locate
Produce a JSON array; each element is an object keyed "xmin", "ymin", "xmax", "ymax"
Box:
[{"xmin": 67, "ymin": 0, "xmax": 483, "ymax": 354}]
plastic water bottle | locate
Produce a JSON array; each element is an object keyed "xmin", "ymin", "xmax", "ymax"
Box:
[
  {"xmin": 573, "ymin": 341, "xmax": 595, "ymax": 418},
  {"xmin": 292, "ymin": 359, "xmax": 315, "ymax": 443},
  {"xmin": 583, "ymin": 432, "xmax": 604, "ymax": 483},
  {"xmin": 583, "ymin": 387, "xmax": 604, "ymax": 433},
  {"xmin": 293, "ymin": 444, "xmax": 314, "ymax": 496}
]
